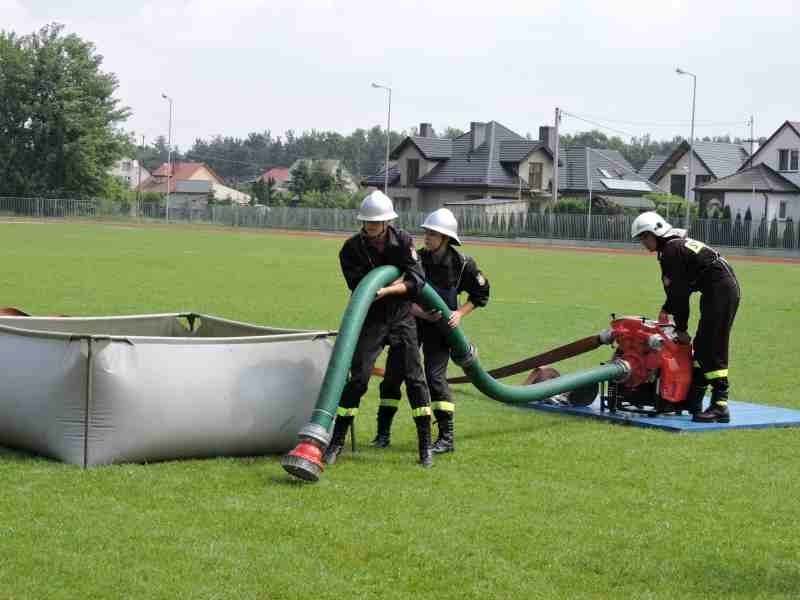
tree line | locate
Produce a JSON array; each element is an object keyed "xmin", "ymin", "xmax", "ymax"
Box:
[{"xmin": 1, "ymin": 24, "xmax": 764, "ymax": 200}]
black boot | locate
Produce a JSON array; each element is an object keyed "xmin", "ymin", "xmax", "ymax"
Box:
[
  {"xmin": 431, "ymin": 409, "xmax": 454, "ymax": 454},
  {"xmin": 414, "ymin": 415, "xmax": 433, "ymax": 468},
  {"xmin": 323, "ymin": 416, "xmax": 353, "ymax": 465},
  {"xmin": 682, "ymin": 384, "xmax": 706, "ymax": 416},
  {"xmin": 693, "ymin": 378, "xmax": 730, "ymax": 423},
  {"xmin": 371, "ymin": 405, "xmax": 397, "ymax": 448}
]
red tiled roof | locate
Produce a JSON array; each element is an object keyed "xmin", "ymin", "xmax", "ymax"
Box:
[
  {"xmin": 258, "ymin": 167, "xmax": 291, "ymax": 183},
  {"xmin": 150, "ymin": 162, "xmax": 209, "ymax": 179},
  {"xmin": 138, "ymin": 176, "xmax": 179, "ymax": 193}
]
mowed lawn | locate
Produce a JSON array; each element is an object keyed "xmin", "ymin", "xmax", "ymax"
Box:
[{"xmin": 1, "ymin": 221, "xmax": 799, "ymax": 600}]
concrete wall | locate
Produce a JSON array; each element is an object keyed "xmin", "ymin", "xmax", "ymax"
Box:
[
  {"xmin": 654, "ymin": 150, "xmax": 712, "ymax": 201},
  {"xmin": 420, "ymin": 187, "xmax": 521, "ymax": 213}
]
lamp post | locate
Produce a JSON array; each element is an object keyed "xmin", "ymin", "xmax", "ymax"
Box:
[
  {"xmin": 161, "ymin": 93, "xmax": 173, "ymax": 222},
  {"xmin": 371, "ymin": 83, "xmax": 392, "ymax": 195},
  {"xmin": 676, "ymin": 68, "xmax": 696, "ymax": 227}
]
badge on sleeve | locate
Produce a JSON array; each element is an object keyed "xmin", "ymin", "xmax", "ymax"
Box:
[
  {"xmin": 662, "ymin": 275, "xmax": 671, "ymax": 287},
  {"xmin": 476, "ymin": 272, "xmax": 486, "ymax": 286}
]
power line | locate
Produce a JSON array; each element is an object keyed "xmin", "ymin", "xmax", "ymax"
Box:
[
  {"xmin": 564, "ymin": 112, "xmax": 747, "ymax": 128},
  {"xmin": 560, "ymin": 111, "xmax": 640, "ymax": 139},
  {"xmin": 150, "ymin": 150, "xmax": 270, "ymax": 169}
]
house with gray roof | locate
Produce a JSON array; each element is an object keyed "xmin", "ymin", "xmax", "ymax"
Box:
[
  {"xmin": 637, "ymin": 154, "xmax": 667, "ymax": 181},
  {"xmin": 695, "ymin": 121, "xmax": 800, "ymax": 222},
  {"xmin": 557, "ymin": 146, "xmax": 663, "ymax": 209},
  {"xmin": 643, "ymin": 140, "xmax": 749, "ymax": 202},
  {"xmin": 366, "ymin": 121, "xmax": 554, "ymax": 213}
]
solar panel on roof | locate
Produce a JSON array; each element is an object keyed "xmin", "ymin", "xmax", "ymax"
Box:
[{"xmin": 600, "ymin": 178, "xmax": 652, "ymax": 192}]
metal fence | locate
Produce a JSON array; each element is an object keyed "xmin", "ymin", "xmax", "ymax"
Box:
[{"xmin": 1, "ymin": 196, "xmax": 798, "ymax": 252}]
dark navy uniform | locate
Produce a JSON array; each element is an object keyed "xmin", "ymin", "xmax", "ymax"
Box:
[
  {"xmin": 658, "ymin": 233, "xmax": 740, "ymax": 419},
  {"xmin": 338, "ymin": 225, "xmax": 430, "ymax": 416},
  {"xmin": 379, "ymin": 245, "xmax": 490, "ymax": 450},
  {"xmin": 324, "ymin": 224, "xmax": 433, "ymax": 466}
]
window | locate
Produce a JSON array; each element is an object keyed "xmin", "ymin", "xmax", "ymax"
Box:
[
  {"xmin": 779, "ymin": 201, "xmax": 787, "ymax": 219},
  {"xmin": 121, "ymin": 160, "xmax": 132, "ymax": 171},
  {"xmin": 779, "ymin": 149, "xmax": 789, "ymax": 171},
  {"xmin": 529, "ymin": 162, "xmax": 543, "ymax": 189},
  {"xmin": 792, "ymin": 150, "xmax": 799, "ymax": 171},
  {"xmin": 598, "ymin": 168, "xmax": 613, "ymax": 178},
  {"xmin": 406, "ymin": 159, "xmax": 420, "ymax": 185},
  {"xmin": 695, "ymin": 174, "xmax": 712, "ymax": 186},
  {"xmin": 670, "ymin": 173, "xmax": 686, "ymax": 198},
  {"xmin": 394, "ymin": 197, "xmax": 411, "ymax": 212}
]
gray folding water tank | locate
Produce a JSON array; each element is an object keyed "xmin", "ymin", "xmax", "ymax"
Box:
[{"xmin": 0, "ymin": 313, "xmax": 335, "ymax": 466}]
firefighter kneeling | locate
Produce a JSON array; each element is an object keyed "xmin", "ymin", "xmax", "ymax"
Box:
[{"xmin": 632, "ymin": 211, "xmax": 741, "ymax": 422}]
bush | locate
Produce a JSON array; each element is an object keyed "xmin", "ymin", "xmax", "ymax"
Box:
[
  {"xmin": 552, "ymin": 197, "xmax": 588, "ymax": 214},
  {"xmin": 768, "ymin": 218, "xmax": 779, "ymax": 248},
  {"xmin": 783, "ymin": 218, "xmax": 795, "ymax": 249}
]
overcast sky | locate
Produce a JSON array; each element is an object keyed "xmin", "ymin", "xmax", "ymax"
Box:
[{"xmin": 3, "ymin": 0, "xmax": 798, "ymax": 150}]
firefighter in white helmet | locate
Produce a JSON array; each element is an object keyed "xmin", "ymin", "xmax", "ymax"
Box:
[
  {"xmin": 631, "ymin": 211, "xmax": 741, "ymax": 422},
  {"xmin": 327, "ymin": 190, "xmax": 433, "ymax": 467},
  {"xmin": 375, "ymin": 208, "xmax": 490, "ymax": 453}
]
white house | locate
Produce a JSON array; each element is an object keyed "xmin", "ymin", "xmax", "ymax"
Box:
[
  {"xmin": 644, "ymin": 141, "xmax": 749, "ymax": 202},
  {"xmin": 109, "ymin": 158, "xmax": 150, "ymax": 189},
  {"xmin": 695, "ymin": 121, "xmax": 800, "ymax": 222}
]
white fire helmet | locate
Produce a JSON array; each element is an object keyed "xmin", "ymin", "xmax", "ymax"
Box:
[
  {"xmin": 421, "ymin": 208, "xmax": 461, "ymax": 245},
  {"xmin": 631, "ymin": 211, "xmax": 672, "ymax": 239},
  {"xmin": 357, "ymin": 190, "xmax": 398, "ymax": 222}
]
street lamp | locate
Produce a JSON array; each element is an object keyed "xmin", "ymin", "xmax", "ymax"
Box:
[
  {"xmin": 371, "ymin": 82, "xmax": 392, "ymax": 195},
  {"xmin": 676, "ymin": 68, "xmax": 696, "ymax": 226},
  {"xmin": 161, "ymin": 92, "xmax": 173, "ymax": 222}
]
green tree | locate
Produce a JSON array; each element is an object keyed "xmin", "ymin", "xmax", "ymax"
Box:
[
  {"xmin": 101, "ymin": 175, "xmax": 135, "ymax": 213},
  {"xmin": 309, "ymin": 161, "xmax": 334, "ymax": 193},
  {"xmin": 138, "ymin": 135, "xmax": 177, "ymax": 173},
  {"xmin": 288, "ymin": 161, "xmax": 310, "ymax": 200},
  {"xmin": 251, "ymin": 179, "xmax": 267, "ymax": 205},
  {"xmin": 441, "ymin": 127, "xmax": 465, "ymax": 138},
  {"xmin": 0, "ymin": 24, "xmax": 131, "ymax": 197},
  {"xmin": 265, "ymin": 177, "xmax": 276, "ymax": 205}
]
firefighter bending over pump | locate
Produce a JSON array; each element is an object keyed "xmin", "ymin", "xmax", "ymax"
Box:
[{"xmin": 631, "ymin": 211, "xmax": 741, "ymax": 423}]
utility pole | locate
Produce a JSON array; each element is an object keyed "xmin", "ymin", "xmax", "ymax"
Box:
[
  {"xmin": 586, "ymin": 146, "xmax": 592, "ymax": 239},
  {"xmin": 742, "ymin": 115, "xmax": 757, "ymax": 164},
  {"xmin": 137, "ymin": 134, "xmax": 144, "ymax": 218},
  {"xmin": 552, "ymin": 107, "xmax": 560, "ymax": 206},
  {"xmin": 676, "ymin": 68, "xmax": 696, "ymax": 226},
  {"xmin": 371, "ymin": 83, "xmax": 392, "ymax": 195},
  {"xmin": 162, "ymin": 93, "xmax": 173, "ymax": 223}
]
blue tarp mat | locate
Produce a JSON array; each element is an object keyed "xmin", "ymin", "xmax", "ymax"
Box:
[{"xmin": 522, "ymin": 399, "xmax": 800, "ymax": 432}]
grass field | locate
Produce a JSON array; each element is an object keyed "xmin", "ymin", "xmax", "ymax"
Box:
[{"xmin": 1, "ymin": 221, "xmax": 799, "ymax": 599}]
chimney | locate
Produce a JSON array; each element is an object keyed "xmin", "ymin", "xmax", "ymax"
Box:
[
  {"xmin": 539, "ymin": 125, "xmax": 556, "ymax": 151},
  {"xmin": 419, "ymin": 122, "xmax": 433, "ymax": 138},
  {"xmin": 470, "ymin": 122, "xmax": 486, "ymax": 151}
]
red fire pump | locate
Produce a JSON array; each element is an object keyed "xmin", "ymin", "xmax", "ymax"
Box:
[{"xmin": 601, "ymin": 315, "xmax": 693, "ymax": 415}]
